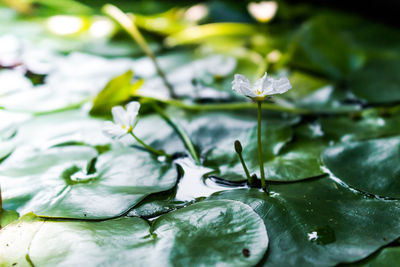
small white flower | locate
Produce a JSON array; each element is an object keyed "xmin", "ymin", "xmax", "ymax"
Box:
[
  {"xmin": 207, "ymin": 55, "xmax": 237, "ymax": 78},
  {"xmin": 232, "ymin": 72, "xmax": 291, "ymax": 100},
  {"xmin": 247, "ymin": 1, "xmax": 278, "ymax": 23},
  {"xmin": 102, "ymin": 101, "xmax": 140, "ymax": 140}
]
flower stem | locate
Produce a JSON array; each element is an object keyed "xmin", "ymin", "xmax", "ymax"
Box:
[
  {"xmin": 152, "ymin": 104, "xmax": 201, "ymax": 165},
  {"xmin": 103, "ymin": 4, "xmax": 178, "ymax": 99},
  {"xmin": 129, "ymin": 132, "xmax": 171, "ymax": 158},
  {"xmin": 257, "ymin": 101, "xmax": 268, "ymax": 193},
  {"xmin": 234, "ymin": 140, "xmax": 253, "ymax": 185}
]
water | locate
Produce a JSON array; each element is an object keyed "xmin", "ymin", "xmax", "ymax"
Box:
[
  {"xmin": 307, "ymin": 226, "xmax": 336, "ymax": 245},
  {"xmin": 174, "ymin": 158, "xmax": 245, "ymax": 201}
]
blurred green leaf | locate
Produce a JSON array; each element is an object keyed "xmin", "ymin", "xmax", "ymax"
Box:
[
  {"xmin": 165, "ymin": 23, "xmax": 257, "ymax": 47},
  {"xmin": 349, "ymin": 57, "xmax": 400, "ymax": 104},
  {"xmin": 0, "ymin": 209, "xmax": 19, "ymax": 228},
  {"xmin": 289, "ymin": 15, "xmax": 365, "ymax": 80},
  {"xmin": 90, "ymin": 70, "xmax": 143, "ymax": 116}
]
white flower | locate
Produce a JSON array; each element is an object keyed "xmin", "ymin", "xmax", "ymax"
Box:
[
  {"xmin": 232, "ymin": 72, "xmax": 291, "ymax": 100},
  {"xmin": 207, "ymin": 55, "xmax": 237, "ymax": 78},
  {"xmin": 247, "ymin": 1, "xmax": 278, "ymax": 23},
  {"xmin": 102, "ymin": 101, "xmax": 140, "ymax": 140}
]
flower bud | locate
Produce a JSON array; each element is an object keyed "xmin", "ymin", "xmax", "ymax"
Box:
[{"xmin": 234, "ymin": 140, "xmax": 243, "ymax": 154}]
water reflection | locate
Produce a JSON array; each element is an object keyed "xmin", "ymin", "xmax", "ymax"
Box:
[{"xmin": 175, "ymin": 158, "xmax": 242, "ymax": 201}]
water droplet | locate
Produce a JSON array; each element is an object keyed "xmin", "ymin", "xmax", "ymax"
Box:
[
  {"xmin": 307, "ymin": 226, "xmax": 336, "ymax": 245},
  {"xmin": 157, "ymin": 155, "xmax": 167, "ymax": 162}
]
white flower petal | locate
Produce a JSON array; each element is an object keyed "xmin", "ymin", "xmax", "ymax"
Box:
[
  {"xmin": 102, "ymin": 121, "xmax": 126, "ymax": 139},
  {"xmin": 232, "ymin": 74, "xmax": 251, "ymax": 96},
  {"xmin": 126, "ymin": 101, "xmax": 140, "ymax": 127},
  {"xmin": 111, "ymin": 106, "xmax": 127, "ymax": 126},
  {"xmin": 272, "ymin": 77, "xmax": 292, "ymax": 94}
]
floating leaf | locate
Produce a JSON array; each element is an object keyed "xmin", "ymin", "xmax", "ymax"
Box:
[
  {"xmin": 320, "ymin": 111, "xmax": 400, "ymax": 142},
  {"xmin": 0, "ymin": 146, "xmax": 178, "ymax": 219},
  {"xmin": 289, "ymin": 15, "xmax": 364, "ymax": 80},
  {"xmin": 323, "ymin": 136, "xmax": 400, "ymax": 198},
  {"xmin": 188, "ymin": 111, "xmax": 324, "ymax": 182},
  {"xmin": 210, "ymin": 177, "xmax": 400, "ymax": 266},
  {"xmin": 348, "ymin": 246, "xmax": 400, "ymax": 267},
  {"xmin": 1, "ymin": 200, "xmax": 268, "ymax": 266},
  {"xmin": 348, "ymin": 57, "xmax": 400, "ymax": 104}
]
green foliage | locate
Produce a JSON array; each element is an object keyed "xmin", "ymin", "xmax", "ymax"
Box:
[
  {"xmin": 0, "ymin": 146, "xmax": 178, "ymax": 219},
  {"xmin": 210, "ymin": 178, "xmax": 400, "ymax": 266},
  {"xmin": 90, "ymin": 70, "xmax": 143, "ymax": 116},
  {"xmin": 323, "ymin": 136, "xmax": 400, "ymax": 198},
  {"xmin": 1, "ymin": 1, "xmax": 400, "ymax": 266},
  {"xmin": 0, "ymin": 201, "xmax": 268, "ymax": 266}
]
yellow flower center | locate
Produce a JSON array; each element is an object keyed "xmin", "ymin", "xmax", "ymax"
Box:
[{"xmin": 122, "ymin": 124, "xmax": 133, "ymax": 133}]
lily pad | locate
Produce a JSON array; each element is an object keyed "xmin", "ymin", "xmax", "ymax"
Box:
[
  {"xmin": 320, "ymin": 111, "xmax": 400, "ymax": 142},
  {"xmin": 210, "ymin": 177, "xmax": 400, "ymax": 266},
  {"xmin": 347, "ymin": 246, "xmax": 400, "ymax": 267},
  {"xmin": 0, "ymin": 146, "xmax": 178, "ymax": 219},
  {"xmin": 289, "ymin": 15, "xmax": 364, "ymax": 80},
  {"xmin": 190, "ymin": 112, "xmax": 324, "ymax": 182},
  {"xmin": 11, "ymin": 109, "xmax": 110, "ymax": 150},
  {"xmin": 0, "ymin": 213, "xmax": 43, "ymax": 267},
  {"xmin": 322, "ymin": 136, "xmax": 400, "ymax": 198},
  {"xmin": 1, "ymin": 200, "xmax": 268, "ymax": 266},
  {"xmin": 348, "ymin": 57, "xmax": 400, "ymax": 104}
]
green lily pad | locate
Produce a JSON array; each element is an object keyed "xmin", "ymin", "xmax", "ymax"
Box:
[
  {"xmin": 320, "ymin": 111, "xmax": 400, "ymax": 142},
  {"xmin": 12, "ymin": 109, "xmax": 110, "ymax": 149},
  {"xmin": 0, "ymin": 213, "xmax": 43, "ymax": 267},
  {"xmin": 210, "ymin": 177, "xmax": 400, "ymax": 266},
  {"xmin": 0, "ymin": 146, "xmax": 178, "ymax": 219},
  {"xmin": 322, "ymin": 136, "xmax": 400, "ymax": 198},
  {"xmin": 0, "ymin": 86, "xmax": 87, "ymax": 113},
  {"xmin": 348, "ymin": 57, "xmax": 400, "ymax": 104},
  {"xmin": 190, "ymin": 112, "xmax": 324, "ymax": 182},
  {"xmin": 1, "ymin": 200, "xmax": 268, "ymax": 266},
  {"xmin": 347, "ymin": 246, "xmax": 400, "ymax": 267},
  {"xmin": 289, "ymin": 15, "xmax": 364, "ymax": 80}
]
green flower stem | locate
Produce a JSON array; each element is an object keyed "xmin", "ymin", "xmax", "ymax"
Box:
[
  {"xmin": 103, "ymin": 4, "xmax": 178, "ymax": 99},
  {"xmin": 257, "ymin": 101, "xmax": 268, "ymax": 193},
  {"xmin": 152, "ymin": 104, "xmax": 201, "ymax": 165},
  {"xmin": 238, "ymin": 154, "xmax": 252, "ymax": 185},
  {"xmin": 129, "ymin": 132, "xmax": 171, "ymax": 159}
]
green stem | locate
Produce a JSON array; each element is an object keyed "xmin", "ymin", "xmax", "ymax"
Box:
[
  {"xmin": 103, "ymin": 4, "xmax": 178, "ymax": 99},
  {"xmin": 257, "ymin": 101, "xmax": 268, "ymax": 193},
  {"xmin": 152, "ymin": 104, "xmax": 201, "ymax": 165},
  {"xmin": 238, "ymin": 152, "xmax": 252, "ymax": 185},
  {"xmin": 129, "ymin": 132, "xmax": 171, "ymax": 158}
]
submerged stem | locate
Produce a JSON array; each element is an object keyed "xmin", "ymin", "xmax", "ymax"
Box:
[
  {"xmin": 129, "ymin": 132, "xmax": 171, "ymax": 158},
  {"xmin": 257, "ymin": 101, "xmax": 268, "ymax": 193},
  {"xmin": 139, "ymin": 96, "xmax": 311, "ymax": 114},
  {"xmin": 103, "ymin": 4, "xmax": 178, "ymax": 99}
]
